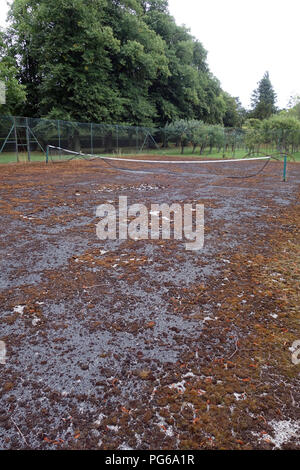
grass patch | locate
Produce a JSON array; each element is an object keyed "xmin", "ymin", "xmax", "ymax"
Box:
[
  {"xmin": 1, "ymin": 147, "xmax": 300, "ymax": 164},
  {"xmin": 146, "ymin": 147, "xmax": 300, "ymax": 161}
]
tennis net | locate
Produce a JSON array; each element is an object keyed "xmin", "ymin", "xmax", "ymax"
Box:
[{"xmin": 47, "ymin": 145, "xmax": 272, "ymax": 179}]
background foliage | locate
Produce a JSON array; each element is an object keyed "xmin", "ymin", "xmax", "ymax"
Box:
[
  {"xmin": 1, "ymin": 0, "xmax": 299, "ymax": 137},
  {"xmin": 1, "ymin": 0, "xmax": 244, "ymax": 127}
]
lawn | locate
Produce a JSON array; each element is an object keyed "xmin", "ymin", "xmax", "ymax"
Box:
[{"xmin": 1, "ymin": 147, "xmax": 299, "ymax": 164}]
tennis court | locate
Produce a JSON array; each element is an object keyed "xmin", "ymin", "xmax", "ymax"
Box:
[{"xmin": 0, "ymin": 156, "xmax": 299, "ymax": 449}]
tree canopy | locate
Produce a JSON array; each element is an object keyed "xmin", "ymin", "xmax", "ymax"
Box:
[
  {"xmin": 2, "ymin": 0, "xmax": 243, "ymax": 127},
  {"xmin": 0, "ymin": 29, "xmax": 26, "ymax": 114},
  {"xmin": 250, "ymin": 71, "xmax": 277, "ymax": 120},
  {"xmin": 286, "ymin": 95, "xmax": 300, "ymax": 121}
]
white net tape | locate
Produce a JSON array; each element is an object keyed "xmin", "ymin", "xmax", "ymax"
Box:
[{"xmin": 47, "ymin": 145, "xmax": 272, "ymax": 179}]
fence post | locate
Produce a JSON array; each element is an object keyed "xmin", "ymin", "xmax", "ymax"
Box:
[
  {"xmin": 57, "ymin": 119, "xmax": 61, "ymax": 147},
  {"xmin": 26, "ymin": 117, "xmax": 31, "ymax": 162},
  {"xmin": 116, "ymin": 125, "xmax": 119, "ymax": 153},
  {"xmin": 233, "ymin": 129, "xmax": 236, "ymax": 158},
  {"xmin": 46, "ymin": 145, "xmax": 49, "ymax": 164},
  {"xmin": 91, "ymin": 123, "xmax": 94, "ymax": 154},
  {"xmin": 283, "ymin": 155, "xmax": 287, "ymax": 182},
  {"xmin": 57, "ymin": 120, "xmax": 61, "ymax": 159},
  {"xmin": 13, "ymin": 117, "xmax": 19, "ymax": 162}
]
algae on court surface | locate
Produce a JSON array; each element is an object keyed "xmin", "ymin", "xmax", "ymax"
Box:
[{"xmin": 0, "ymin": 159, "xmax": 299, "ymax": 449}]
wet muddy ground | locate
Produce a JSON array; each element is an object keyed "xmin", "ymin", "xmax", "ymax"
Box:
[{"xmin": 0, "ymin": 158, "xmax": 299, "ymax": 450}]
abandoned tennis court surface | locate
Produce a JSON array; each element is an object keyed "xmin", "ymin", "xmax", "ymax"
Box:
[{"xmin": 0, "ymin": 157, "xmax": 299, "ymax": 450}]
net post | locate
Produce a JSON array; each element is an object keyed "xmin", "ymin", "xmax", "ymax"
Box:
[
  {"xmin": 283, "ymin": 154, "xmax": 287, "ymax": 182},
  {"xmin": 46, "ymin": 145, "xmax": 49, "ymax": 164}
]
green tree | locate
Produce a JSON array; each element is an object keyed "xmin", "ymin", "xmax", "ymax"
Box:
[
  {"xmin": 168, "ymin": 119, "xmax": 192, "ymax": 154},
  {"xmin": 105, "ymin": 0, "xmax": 169, "ymax": 125},
  {"xmin": 0, "ymin": 30, "xmax": 26, "ymax": 114},
  {"xmin": 287, "ymin": 95, "xmax": 300, "ymax": 121},
  {"xmin": 234, "ymin": 97, "xmax": 247, "ymax": 126},
  {"xmin": 4, "ymin": 0, "xmax": 233, "ymax": 127},
  {"xmin": 187, "ymin": 120, "xmax": 206, "ymax": 153},
  {"xmin": 6, "ymin": 0, "xmax": 170, "ymax": 125},
  {"xmin": 222, "ymin": 92, "xmax": 240, "ymax": 127},
  {"xmin": 250, "ymin": 71, "xmax": 277, "ymax": 120},
  {"xmin": 7, "ymin": 0, "xmax": 126, "ymax": 121},
  {"xmin": 222, "ymin": 93, "xmax": 246, "ymax": 128},
  {"xmin": 165, "ymin": 119, "xmax": 225, "ymax": 155},
  {"xmin": 140, "ymin": 0, "xmax": 169, "ymax": 12},
  {"xmin": 144, "ymin": 8, "xmax": 225, "ymax": 125},
  {"xmin": 261, "ymin": 114, "xmax": 300, "ymax": 153},
  {"xmin": 243, "ymin": 122, "xmax": 263, "ymax": 155}
]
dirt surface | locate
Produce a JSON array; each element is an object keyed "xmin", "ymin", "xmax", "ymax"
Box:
[{"xmin": 0, "ymin": 158, "xmax": 299, "ymax": 450}]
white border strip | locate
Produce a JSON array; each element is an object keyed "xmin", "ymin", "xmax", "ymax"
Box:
[{"xmin": 48, "ymin": 146, "xmax": 271, "ymax": 164}]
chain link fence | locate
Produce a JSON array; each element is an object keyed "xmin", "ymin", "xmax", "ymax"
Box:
[
  {"xmin": 0, "ymin": 115, "xmax": 299, "ymax": 163},
  {"xmin": 0, "ymin": 116, "xmax": 162, "ymax": 163}
]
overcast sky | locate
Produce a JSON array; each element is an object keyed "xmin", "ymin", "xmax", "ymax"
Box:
[
  {"xmin": 0, "ymin": 1, "xmax": 9, "ymax": 29},
  {"xmin": 1, "ymin": 0, "xmax": 299, "ymax": 109},
  {"xmin": 168, "ymin": 0, "xmax": 300, "ymax": 109}
]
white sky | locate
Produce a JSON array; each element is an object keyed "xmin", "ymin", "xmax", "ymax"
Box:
[
  {"xmin": 1, "ymin": 0, "xmax": 299, "ymax": 109},
  {"xmin": 0, "ymin": 1, "xmax": 10, "ymax": 29},
  {"xmin": 168, "ymin": 0, "xmax": 300, "ymax": 109}
]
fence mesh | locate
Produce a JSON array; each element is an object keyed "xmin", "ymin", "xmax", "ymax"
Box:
[
  {"xmin": 0, "ymin": 116, "xmax": 162, "ymax": 163},
  {"xmin": 0, "ymin": 115, "xmax": 299, "ymax": 163}
]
